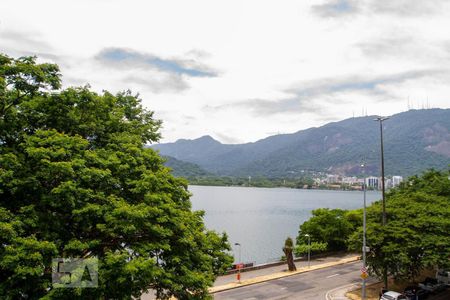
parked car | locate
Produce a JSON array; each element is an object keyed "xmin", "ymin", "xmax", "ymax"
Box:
[
  {"xmin": 403, "ymin": 285, "xmax": 429, "ymax": 300},
  {"xmin": 418, "ymin": 277, "xmax": 446, "ymax": 293},
  {"xmin": 436, "ymin": 269, "xmax": 450, "ymax": 286},
  {"xmin": 380, "ymin": 291, "xmax": 407, "ymax": 300}
]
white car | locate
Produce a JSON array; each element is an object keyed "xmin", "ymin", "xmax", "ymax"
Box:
[{"xmin": 380, "ymin": 291, "xmax": 407, "ymax": 300}]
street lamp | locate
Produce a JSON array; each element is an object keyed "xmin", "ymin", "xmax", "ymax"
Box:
[
  {"xmin": 304, "ymin": 234, "xmax": 311, "ymax": 268},
  {"xmin": 374, "ymin": 116, "xmax": 389, "ymax": 289},
  {"xmin": 361, "ymin": 163, "xmax": 367, "ymax": 300},
  {"xmin": 234, "ymin": 243, "xmax": 242, "ymax": 283}
]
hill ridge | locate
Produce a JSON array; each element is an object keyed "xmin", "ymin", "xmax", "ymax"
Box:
[{"xmin": 152, "ymin": 109, "xmax": 450, "ymax": 177}]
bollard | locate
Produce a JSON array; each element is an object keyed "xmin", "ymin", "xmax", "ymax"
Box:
[{"xmin": 236, "ymin": 263, "xmax": 242, "ymax": 283}]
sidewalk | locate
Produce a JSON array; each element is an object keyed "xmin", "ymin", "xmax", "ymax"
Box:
[{"xmin": 210, "ymin": 253, "xmax": 360, "ymax": 293}]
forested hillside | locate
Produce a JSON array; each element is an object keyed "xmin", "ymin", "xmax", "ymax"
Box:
[
  {"xmin": 152, "ymin": 109, "xmax": 450, "ymax": 177},
  {"xmin": 163, "ymin": 156, "xmax": 211, "ymax": 177}
]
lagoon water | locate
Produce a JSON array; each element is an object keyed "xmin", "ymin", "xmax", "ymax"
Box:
[{"xmin": 189, "ymin": 185, "xmax": 381, "ymax": 265}]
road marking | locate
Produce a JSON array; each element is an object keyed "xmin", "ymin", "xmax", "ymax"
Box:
[
  {"xmin": 325, "ymin": 283, "xmax": 358, "ymax": 300},
  {"xmin": 326, "ymin": 273, "xmax": 340, "ymax": 278}
]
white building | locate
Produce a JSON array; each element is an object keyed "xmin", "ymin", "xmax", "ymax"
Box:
[
  {"xmin": 384, "ymin": 178, "xmax": 393, "ymax": 189},
  {"xmin": 342, "ymin": 176, "xmax": 358, "ymax": 184},
  {"xmin": 326, "ymin": 174, "xmax": 340, "ymax": 184},
  {"xmin": 392, "ymin": 176, "xmax": 403, "ymax": 187},
  {"xmin": 365, "ymin": 176, "xmax": 379, "ymax": 189}
]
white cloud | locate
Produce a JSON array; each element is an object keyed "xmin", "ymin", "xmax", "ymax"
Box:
[{"xmin": 1, "ymin": 0, "xmax": 450, "ymax": 144}]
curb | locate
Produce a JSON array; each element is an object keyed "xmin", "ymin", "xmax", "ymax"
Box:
[
  {"xmin": 325, "ymin": 283, "xmax": 359, "ymax": 300},
  {"xmin": 209, "ymin": 255, "xmax": 361, "ymax": 294},
  {"xmin": 326, "ymin": 279, "xmax": 380, "ymax": 300}
]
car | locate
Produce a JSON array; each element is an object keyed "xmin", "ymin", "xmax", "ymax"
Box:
[
  {"xmin": 436, "ymin": 269, "xmax": 450, "ymax": 286},
  {"xmin": 418, "ymin": 277, "xmax": 447, "ymax": 293},
  {"xmin": 403, "ymin": 285, "xmax": 429, "ymax": 300},
  {"xmin": 380, "ymin": 290, "xmax": 407, "ymax": 300}
]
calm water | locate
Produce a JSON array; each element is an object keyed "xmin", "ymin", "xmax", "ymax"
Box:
[{"xmin": 189, "ymin": 185, "xmax": 381, "ymax": 265}]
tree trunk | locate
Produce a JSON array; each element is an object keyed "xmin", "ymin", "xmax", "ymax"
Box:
[{"xmin": 283, "ymin": 247, "xmax": 297, "ymax": 271}]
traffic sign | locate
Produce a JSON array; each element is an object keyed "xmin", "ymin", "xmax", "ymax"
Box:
[
  {"xmin": 361, "ymin": 272, "xmax": 368, "ymax": 279},
  {"xmin": 360, "ymin": 266, "xmax": 367, "ymax": 273}
]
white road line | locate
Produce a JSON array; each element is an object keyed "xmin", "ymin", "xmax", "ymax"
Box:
[
  {"xmin": 326, "ymin": 273, "xmax": 340, "ymax": 278},
  {"xmin": 325, "ymin": 283, "xmax": 358, "ymax": 300}
]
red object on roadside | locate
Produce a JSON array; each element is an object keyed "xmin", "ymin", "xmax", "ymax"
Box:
[{"xmin": 236, "ymin": 263, "xmax": 243, "ymax": 282}]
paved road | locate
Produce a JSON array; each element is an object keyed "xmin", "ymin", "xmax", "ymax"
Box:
[
  {"xmin": 142, "ymin": 254, "xmax": 358, "ymax": 300},
  {"xmin": 215, "ymin": 253, "xmax": 358, "ymax": 287},
  {"xmin": 213, "ymin": 261, "xmax": 369, "ymax": 300}
]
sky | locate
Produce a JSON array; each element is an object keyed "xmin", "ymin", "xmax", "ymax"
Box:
[{"xmin": 1, "ymin": 0, "xmax": 450, "ymax": 144}]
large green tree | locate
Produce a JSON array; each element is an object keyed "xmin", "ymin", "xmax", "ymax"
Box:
[
  {"xmin": 296, "ymin": 208, "xmax": 356, "ymax": 252},
  {"xmin": 349, "ymin": 169, "xmax": 450, "ymax": 281},
  {"xmin": 0, "ymin": 54, "xmax": 232, "ymax": 299}
]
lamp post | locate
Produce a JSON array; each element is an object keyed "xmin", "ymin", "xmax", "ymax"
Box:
[
  {"xmin": 374, "ymin": 116, "xmax": 389, "ymax": 289},
  {"xmin": 361, "ymin": 163, "xmax": 367, "ymax": 300},
  {"xmin": 304, "ymin": 234, "xmax": 311, "ymax": 268},
  {"xmin": 234, "ymin": 243, "xmax": 242, "ymax": 283}
]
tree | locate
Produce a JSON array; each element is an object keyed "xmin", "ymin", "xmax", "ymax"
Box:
[
  {"xmin": 348, "ymin": 170, "xmax": 450, "ymax": 281},
  {"xmin": 282, "ymin": 237, "xmax": 296, "ymax": 271},
  {"xmin": 0, "ymin": 54, "xmax": 233, "ymax": 299},
  {"xmin": 296, "ymin": 208, "xmax": 354, "ymax": 252}
]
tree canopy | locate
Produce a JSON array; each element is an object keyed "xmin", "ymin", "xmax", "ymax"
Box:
[
  {"xmin": 349, "ymin": 169, "xmax": 450, "ymax": 281},
  {"xmin": 0, "ymin": 54, "xmax": 232, "ymax": 299},
  {"xmin": 296, "ymin": 208, "xmax": 359, "ymax": 254},
  {"xmin": 296, "ymin": 169, "xmax": 450, "ymax": 282}
]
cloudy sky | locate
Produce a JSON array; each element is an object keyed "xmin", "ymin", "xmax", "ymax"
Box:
[{"xmin": 1, "ymin": 0, "xmax": 450, "ymax": 144}]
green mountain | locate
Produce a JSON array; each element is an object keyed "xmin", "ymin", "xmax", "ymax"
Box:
[
  {"xmin": 162, "ymin": 156, "xmax": 211, "ymax": 178},
  {"xmin": 152, "ymin": 109, "xmax": 450, "ymax": 177}
]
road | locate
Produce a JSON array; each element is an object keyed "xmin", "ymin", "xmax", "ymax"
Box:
[
  {"xmin": 214, "ymin": 253, "xmax": 358, "ymax": 287},
  {"xmin": 141, "ymin": 253, "xmax": 359, "ymax": 300},
  {"xmin": 213, "ymin": 261, "xmax": 369, "ymax": 299}
]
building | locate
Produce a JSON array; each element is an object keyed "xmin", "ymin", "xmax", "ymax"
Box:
[
  {"xmin": 392, "ymin": 176, "xmax": 403, "ymax": 187},
  {"xmin": 374, "ymin": 176, "xmax": 402, "ymax": 190},
  {"xmin": 342, "ymin": 176, "xmax": 358, "ymax": 185},
  {"xmin": 326, "ymin": 174, "xmax": 340, "ymax": 184},
  {"xmin": 365, "ymin": 176, "xmax": 379, "ymax": 189},
  {"xmin": 384, "ymin": 178, "xmax": 393, "ymax": 189}
]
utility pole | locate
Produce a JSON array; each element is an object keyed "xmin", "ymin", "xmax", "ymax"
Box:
[
  {"xmin": 374, "ymin": 116, "xmax": 389, "ymax": 289},
  {"xmin": 361, "ymin": 163, "xmax": 367, "ymax": 300},
  {"xmin": 374, "ymin": 117, "xmax": 389, "ymax": 225}
]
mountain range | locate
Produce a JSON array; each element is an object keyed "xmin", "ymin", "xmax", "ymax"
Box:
[{"xmin": 152, "ymin": 109, "xmax": 450, "ymax": 178}]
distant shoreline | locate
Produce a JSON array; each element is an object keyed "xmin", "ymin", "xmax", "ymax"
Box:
[{"xmin": 187, "ymin": 183, "xmax": 382, "ymax": 193}]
